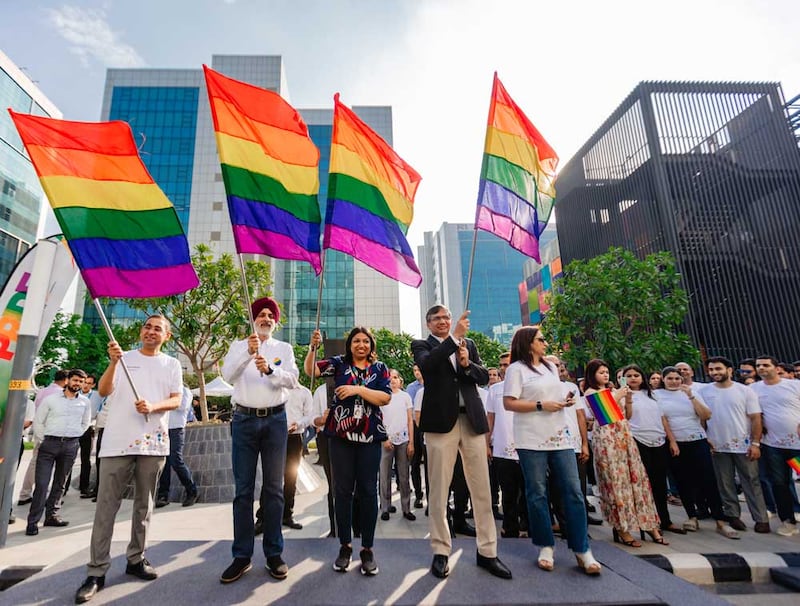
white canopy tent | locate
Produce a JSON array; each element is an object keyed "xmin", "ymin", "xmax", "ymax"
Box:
[{"xmin": 192, "ymin": 376, "xmax": 234, "ymax": 396}]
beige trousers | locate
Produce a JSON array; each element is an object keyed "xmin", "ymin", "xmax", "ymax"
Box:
[{"xmin": 425, "ymin": 414, "xmax": 496, "ymax": 558}]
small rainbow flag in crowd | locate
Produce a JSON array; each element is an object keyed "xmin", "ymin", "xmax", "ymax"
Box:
[
  {"xmin": 788, "ymin": 456, "xmax": 800, "ymax": 474},
  {"xmin": 475, "ymin": 73, "xmax": 558, "ymax": 263},
  {"xmin": 204, "ymin": 65, "xmax": 322, "ymax": 273},
  {"xmin": 584, "ymin": 389, "xmax": 624, "ymax": 426},
  {"xmin": 325, "ymin": 94, "xmax": 422, "ymax": 287},
  {"xmin": 9, "ymin": 111, "xmax": 198, "ymax": 298}
]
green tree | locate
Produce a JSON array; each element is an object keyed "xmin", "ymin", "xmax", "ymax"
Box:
[
  {"xmin": 373, "ymin": 328, "xmax": 415, "ymax": 385},
  {"xmin": 542, "ymin": 247, "xmax": 699, "ymax": 375},
  {"xmin": 36, "ymin": 312, "xmax": 138, "ymax": 385},
  {"xmin": 121, "ymin": 244, "xmax": 272, "ymax": 422},
  {"xmin": 467, "ymin": 331, "xmax": 507, "ymax": 371}
]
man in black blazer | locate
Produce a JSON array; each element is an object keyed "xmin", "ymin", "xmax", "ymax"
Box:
[{"xmin": 411, "ymin": 305, "xmax": 512, "ymax": 580}]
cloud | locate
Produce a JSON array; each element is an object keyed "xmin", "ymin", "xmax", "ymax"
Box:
[{"xmin": 47, "ymin": 5, "xmax": 146, "ymax": 68}]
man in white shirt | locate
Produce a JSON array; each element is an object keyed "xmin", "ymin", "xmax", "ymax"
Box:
[
  {"xmin": 17, "ymin": 369, "xmax": 68, "ymax": 505},
  {"xmin": 25, "ymin": 369, "xmax": 90, "ymax": 535},
  {"xmin": 220, "ymin": 297, "xmax": 298, "ymax": 584},
  {"xmin": 702, "ymin": 357, "xmax": 769, "ymax": 533},
  {"xmin": 75, "ymin": 316, "xmax": 182, "ymax": 604},
  {"xmin": 155, "ymin": 385, "xmax": 197, "ymax": 508},
  {"xmin": 282, "ymin": 384, "xmax": 313, "ymax": 529},
  {"xmin": 380, "ymin": 370, "xmax": 415, "ymax": 521},
  {"xmin": 78, "ymin": 375, "xmax": 97, "ymax": 497},
  {"xmin": 750, "ymin": 355, "xmax": 800, "ymax": 537}
]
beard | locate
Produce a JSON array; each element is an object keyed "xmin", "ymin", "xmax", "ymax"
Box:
[{"xmin": 66, "ymin": 384, "xmax": 81, "ymax": 394}]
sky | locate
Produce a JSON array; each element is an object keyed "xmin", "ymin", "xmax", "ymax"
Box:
[{"xmin": 2, "ymin": 0, "xmax": 799, "ymax": 336}]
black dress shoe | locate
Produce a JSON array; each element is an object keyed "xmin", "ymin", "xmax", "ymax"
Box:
[
  {"xmin": 155, "ymin": 498, "xmax": 169, "ymax": 509},
  {"xmin": 476, "ymin": 551, "xmax": 512, "ymax": 579},
  {"xmin": 25, "ymin": 523, "xmax": 38, "ymax": 536},
  {"xmin": 452, "ymin": 521, "xmax": 477, "ymax": 537},
  {"xmin": 587, "ymin": 515, "xmax": 603, "ymax": 525},
  {"xmin": 431, "ymin": 554, "xmax": 449, "ymax": 578},
  {"xmin": 182, "ymin": 492, "xmax": 198, "ymax": 507},
  {"xmin": 414, "ymin": 498, "xmax": 424, "ymax": 509},
  {"xmin": 388, "ymin": 505, "xmax": 397, "ymax": 513},
  {"xmin": 380, "ymin": 512, "xmax": 390, "ymax": 521},
  {"xmin": 126, "ymin": 558, "xmax": 158, "ymax": 580},
  {"xmin": 283, "ymin": 518, "xmax": 303, "ymax": 530},
  {"xmin": 220, "ymin": 557, "xmax": 252, "ymax": 583},
  {"xmin": 403, "ymin": 511, "xmax": 417, "ymax": 521},
  {"xmin": 75, "ymin": 575, "xmax": 104, "ymax": 603},
  {"xmin": 44, "ymin": 516, "xmax": 69, "ymax": 527},
  {"xmin": 17, "ymin": 497, "xmax": 32, "ymax": 506},
  {"xmin": 80, "ymin": 492, "xmax": 96, "ymax": 499},
  {"xmin": 254, "ymin": 519, "xmax": 264, "ymax": 536}
]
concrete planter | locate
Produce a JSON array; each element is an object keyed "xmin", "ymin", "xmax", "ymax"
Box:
[{"xmin": 163, "ymin": 422, "xmax": 234, "ymax": 504}]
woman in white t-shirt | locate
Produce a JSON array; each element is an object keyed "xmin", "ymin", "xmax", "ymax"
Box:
[
  {"xmin": 659, "ymin": 366, "xmax": 731, "ymax": 536},
  {"xmin": 503, "ymin": 326, "xmax": 600, "ymax": 576}
]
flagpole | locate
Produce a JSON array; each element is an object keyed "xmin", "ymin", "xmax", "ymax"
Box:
[
  {"xmin": 463, "ymin": 227, "xmax": 479, "ymax": 310},
  {"xmin": 237, "ymin": 254, "xmax": 257, "ymax": 332},
  {"xmin": 308, "ymin": 249, "xmax": 327, "ymax": 395},
  {"xmin": 92, "ymin": 299, "xmax": 147, "ymax": 422}
]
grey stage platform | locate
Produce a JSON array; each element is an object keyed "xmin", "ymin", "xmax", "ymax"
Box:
[{"xmin": 4, "ymin": 539, "xmax": 730, "ymax": 605}]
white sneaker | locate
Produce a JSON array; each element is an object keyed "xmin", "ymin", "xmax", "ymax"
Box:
[{"xmin": 776, "ymin": 521, "xmax": 799, "ymax": 537}]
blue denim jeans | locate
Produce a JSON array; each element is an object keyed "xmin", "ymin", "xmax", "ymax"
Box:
[
  {"xmin": 231, "ymin": 409, "xmax": 288, "ymax": 559},
  {"xmin": 158, "ymin": 427, "xmax": 196, "ymax": 500},
  {"xmin": 517, "ymin": 448, "xmax": 589, "ymax": 553},
  {"xmin": 762, "ymin": 444, "xmax": 800, "ymax": 524}
]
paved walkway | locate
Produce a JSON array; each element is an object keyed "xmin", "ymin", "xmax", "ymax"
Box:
[{"xmin": 3, "ymin": 449, "xmax": 799, "ymax": 604}]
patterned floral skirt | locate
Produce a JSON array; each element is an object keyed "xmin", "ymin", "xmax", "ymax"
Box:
[{"xmin": 592, "ymin": 419, "xmax": 660, "ymax": 531}]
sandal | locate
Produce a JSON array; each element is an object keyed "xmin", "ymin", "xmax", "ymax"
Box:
[
  {"xmin": 716, "ymin": 524, "xmax": 740, "ymax": 539},
  {"xmin": 537, "ymin": 546, "xmax": 554, "ymax": 571},
  {"xmin": 641, "ymin": 529, "xmax": 669, "ymax": 545},
  {"xmin": 575, "ymin": 550, "xmax": 602, "ymax": 575},
  {"xmin": 682, "ymin": 518, "xmax": 699, "ymax": 532},
  {"xmin": 612, "ymin": 528, "xmax": 642, "ymax": 547}
]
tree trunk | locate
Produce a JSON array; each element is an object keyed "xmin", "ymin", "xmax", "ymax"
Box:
[{"xmin": 192, "ymin": 362, "xmax": 210, "ymax": 422}]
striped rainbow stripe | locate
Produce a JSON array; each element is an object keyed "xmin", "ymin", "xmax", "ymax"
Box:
[
  {"xmin": 788, "ymin": 456, "xmax": 800, "ymax": 474},
  {"xmin": 203, "ymin": 65, "xmax": 322, "ymax": 273},
  {"xmin": 584, "ymin": 389, "xmax": 624, "ymax": 426},
  {"xmin": 9, "ymin": 110, "xmax": 198, "ymax": 299},
  {"xmin": 324, "ymin": 94, "xmax": 422, "ymax": 287},
  {"xmin": 475, "ymin": 73, "xmax": 558, "ymax": 263}
]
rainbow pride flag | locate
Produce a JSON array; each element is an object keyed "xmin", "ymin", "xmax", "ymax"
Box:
[
  {"xmin": 325, "ymin": 94, "xmax": 422, "ymax": 287},
  {"xmin": 203, "ymin": 65, "xmax": 322, "ymax": 273},
  {"xmin": 475, "ymin": 73, "xmax": 558, "ymax": 263},
  {"xmin": 9, "ymin": 111, "xmax": 198, "ymax": 299},
  {"xmin": 788, "ymin": 456, "xmax": 800, "ymax": 474},
  {"xmin": 584, "ymin": 389, "xmax": 624, "ymax": 426}
]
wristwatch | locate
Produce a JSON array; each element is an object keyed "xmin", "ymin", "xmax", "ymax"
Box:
[{"xmin": 536, "ymin": 401, "xmax": 543, "ymax": 411}]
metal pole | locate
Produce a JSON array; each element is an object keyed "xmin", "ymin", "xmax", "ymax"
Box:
[
  {"xmin": 463, "ymin": 227, "xmax": 479, "ymax": 310},
  {"xmin": 237, "ymin": 254, "xmax": 257, "ymax": 333},
  {"xmin": 0, "ymin": 240, "xmax": 56, "ymax": 546},
  {"xmin": 92, "ymin": 299, "xmax": 145, "ymax": 422},
  {"xmin": 308, "ymin": 250, "xmax": 327, "ymax": 395}
]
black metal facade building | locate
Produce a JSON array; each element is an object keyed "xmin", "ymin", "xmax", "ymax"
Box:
[{"xmin": 556, "ymin": 81, "xmax": 800, "ymax": 364}]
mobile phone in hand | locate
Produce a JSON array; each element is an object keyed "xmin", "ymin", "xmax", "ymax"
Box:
[{"xmin": 619, "ymin": 376, "xmax": 627, "ymax": 387}]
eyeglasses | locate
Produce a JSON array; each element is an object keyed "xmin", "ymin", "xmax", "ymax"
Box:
[
  {"xmin": 429, "ymin": 315, "xmax": 451, "ymax": 322},
  {"xmin": 534, "ymin": 337, "xmax": 547, "ymax": 343}
]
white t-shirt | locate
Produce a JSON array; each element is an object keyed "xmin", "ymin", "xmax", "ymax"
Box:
[
  {"xmin": 485, "ymin": 381, "xmax": 517, "ymax": 460},
  {"xmin": 504, "ymin": 361, "xmax": 573, "ymax": 451},
  {"xmin": 749, "ymin": 379, "xmax": 800, "ymax": 449},
  {"xmin": 700, "ymin": 382, "xmax": 760, "ymax": 453},
  {"xmin": 629, "ymin": 390, "xmax": 666, "ymax": 447},
  {"xmin": 561, "ymin": 381, "xmax": 585, "ymax": 453},
  {"xmin": 658, "ymin": 389, "xmax": 707, "ymax": 442},
  {"xmin": 413, "ymin": 387, "xmax": 424, "ymax": 414},
  {"xmin": 382, "ymin": 390, "xmax": 412, "ymax": 445},
  {"xmin": 478, "ymin": 386, "xmax": 488, "ymax": 411},
  {"xmin": 99, "ymin": 350, "xmax": 183, "ymax": 457}
]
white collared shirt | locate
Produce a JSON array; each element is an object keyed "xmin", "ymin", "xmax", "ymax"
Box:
[
  {"xmin": 286, "ymin": 385, "xmax": 313, "ymax": 434},
  {"xmin": 34, "ymin": 390, "xmax": 91, "ymax": 441},
  {"xmin": 223, "ymin": 337, "xmax": 299, "ymax": 409}
]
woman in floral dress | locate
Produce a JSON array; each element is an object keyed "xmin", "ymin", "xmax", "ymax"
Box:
[{"xmin": 583, "ymin": 359, "xmax": 665, "ymax": 547}]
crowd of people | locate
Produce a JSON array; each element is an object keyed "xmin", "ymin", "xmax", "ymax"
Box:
[{"xmin": 11, "ymin": 299, "xmax": 800, "ymax": 603}]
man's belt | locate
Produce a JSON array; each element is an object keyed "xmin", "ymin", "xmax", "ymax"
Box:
[
  {"xmin": 44, "ymin": 435, "xmax": 80, "ymax": 441},
  {"xmin": 235, "ymin": 403, "xmax": 286, "ymax": 417}
]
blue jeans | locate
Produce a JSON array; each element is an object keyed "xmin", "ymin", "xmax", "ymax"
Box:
[
  {"xmin": 231, "ymin": 409, "xmax": 288, "ymax": 559},
  {"xmin": 762, "ymin": 444, "xmax": 800, "ymax": 524},
  {"xmin": 158, "ymin": 428, "xmax": 196, "ymax": 500},
  {"xmin": 329, "ymin": 437, "xmax": 382, "ymax": 548},
  {"xmin": 517, "ymin": 448, "xmax": 589, "ymax": 553}
]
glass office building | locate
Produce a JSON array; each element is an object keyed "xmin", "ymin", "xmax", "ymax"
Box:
[
  {"xmin": 83, "ymin": 56, "xmax": 401, "ymax": 343},
  {"xmin": 417, "ymin": 222, "xmax": 531, "ymax": 343},
  {"xmin": 555, "ymin": 81, "xmax": 800, "ymax": 363},
  {"xmin": 0, "ymin": 50, "xmax": 61, "ymax": 285}
]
